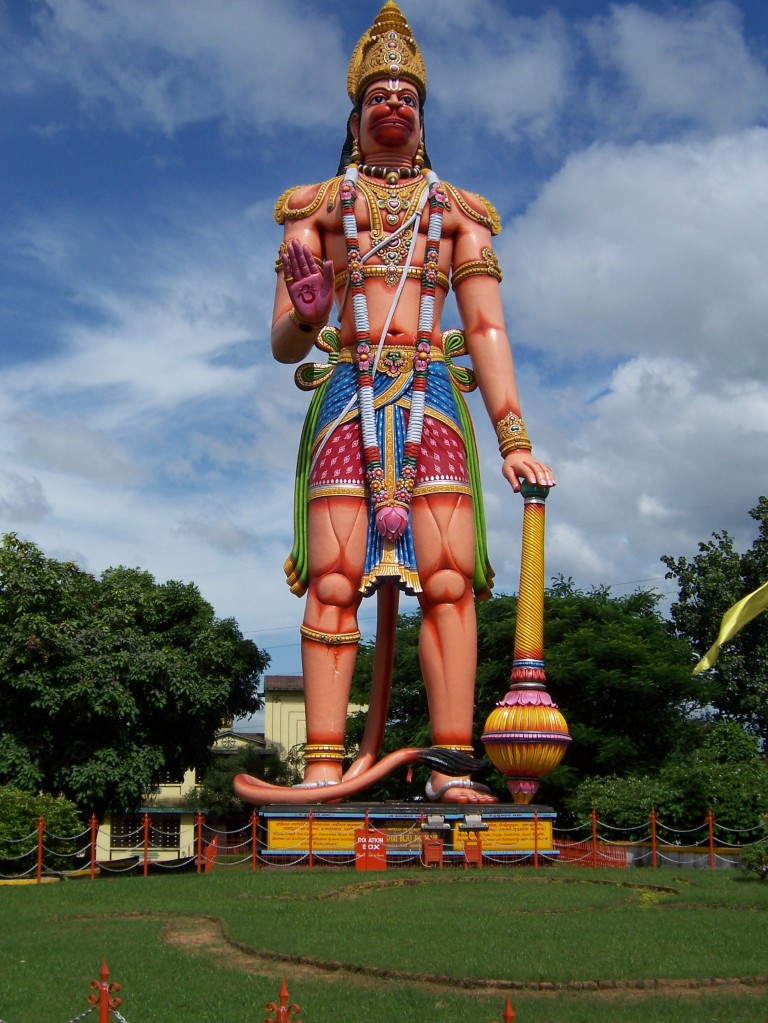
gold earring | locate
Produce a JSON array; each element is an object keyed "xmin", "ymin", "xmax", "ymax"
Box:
[
  {"xmin": 351, "ymin": 137, "xmax": 362, "ymax": 163},
  {"xmin": 414, "ymin": 138, "xmax": 425, "ymax": 169}
]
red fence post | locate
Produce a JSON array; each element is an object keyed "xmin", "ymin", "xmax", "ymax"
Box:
[
  {"xmin": 707, "ymin": 810, "xmax": 715, "ymax": 870},
  {"xmin": 251, "ymin": 810, "xmax": 258, "ymax": 872},
  {"xmin": 591, "ymin": 808, "xmax": 598, "ymax": 867},
  {"xmin": 264, "ymin": 977, "xmax": 302, "ymax": 1023},
  {"xmin": 196, "ymin": 812, "xmax": 203, "ymax": 874},
  {"xmin": 308, "ymin": 812, "xmax": 314, "ymax": 871},
  {"xmin": 650, "ymin": 808, "xmax": 657, "ymax": 869},
  {"xmin": 142, "ymin": 813, "xmax": 150, "ymax": 877},
  {"xmin": 36, "ymin": 817, "xmax": 44, "ymax": 883},
  {"xmin": 90, "ymin": 814, "xmax": 99, "ymax": 880},
  {"xmin": 88, "ymin": 957, "xmax": 121, "ymax": 1022},
  {"xmin": 533, "ymin": 810, "xmax": 539, "ymax": 869},
  {"xmin": 491, "ymin": 994, "xmax": 515, "ymax": 1022}
]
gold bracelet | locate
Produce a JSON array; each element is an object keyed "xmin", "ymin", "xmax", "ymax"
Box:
[
  {"xmin": 289, "ymin": 308, "xmax": 324, "ymax": 334},
  {"xmin": 300, "ymin": 625, "xmax": 361, "ymax": 646},
  {"xmin": 495, "ymin": 411, "xmax": 532, "ymax": 456}
]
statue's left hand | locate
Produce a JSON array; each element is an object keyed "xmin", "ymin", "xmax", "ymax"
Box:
[
  {"xmin": 502, "ymin": 451, "xmax": 555, "ymax": 493},
  {"xmin": 283, "ymin": 239, "xmax": 334, "ymax": 325}
]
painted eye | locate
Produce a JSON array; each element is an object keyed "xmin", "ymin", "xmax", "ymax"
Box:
[{"xmin": 403, "ymin": 95, "xmax": 416, "ymax": 107}]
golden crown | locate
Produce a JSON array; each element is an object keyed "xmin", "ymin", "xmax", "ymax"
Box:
[{"xmin": 347, "ymin": 1, "xmax": 426, "ymax": 104}]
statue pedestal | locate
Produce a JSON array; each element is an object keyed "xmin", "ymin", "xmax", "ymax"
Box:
[{"xmin": 258, "ymin": 802, "xmax": 558, "ymax": 865}]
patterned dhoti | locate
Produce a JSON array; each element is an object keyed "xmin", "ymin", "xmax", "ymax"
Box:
[{"xmin": 284, "ymin": 341, "xmax": 493, "ymax": 600}]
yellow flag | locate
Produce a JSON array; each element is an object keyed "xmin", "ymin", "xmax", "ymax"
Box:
[{"xmin": 692, "ymin": 580, "xmax": 768, "ymax": 674}]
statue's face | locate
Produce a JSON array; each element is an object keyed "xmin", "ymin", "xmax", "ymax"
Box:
[{"xmin": 354, "ymin": 79, "xmax": 421, "ymax": 158}]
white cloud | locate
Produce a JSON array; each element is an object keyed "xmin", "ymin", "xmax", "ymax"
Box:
[
  {"xmin": 586, "ymin": 2, "xmax": 768, "ymax": 136},
  {"xmin": 417, "ymin": 5, "xmax": 572, "ymax": 141},
  {"xmin": 178, "ymin": 514, "xmax": 258, "ymax": 554},
  {"xmin": 15, "ymin": 412, "xmax": 144, "ymax": 483},
  {"xmin": 1, "ymin": 0, "xmax": 348, "ymax": 134},
  {"xmin": 0, "ymin": 470, "xmax": 51, "ymax": 521},
  {"xmin": 500, "ymin": 128, "xmax": 768, "ymax": 382}
]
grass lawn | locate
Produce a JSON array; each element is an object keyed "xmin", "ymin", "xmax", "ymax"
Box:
[{"xmin": 0, "ymin": 866, "xmax": 766, "ymax": 1023}]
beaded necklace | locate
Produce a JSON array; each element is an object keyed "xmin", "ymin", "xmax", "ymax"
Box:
[{"xmin": 340, "ymin": 165, "xmax": 446, "ymax": 540}]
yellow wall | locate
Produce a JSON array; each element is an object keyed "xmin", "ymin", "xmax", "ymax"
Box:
[{"xmin": 265, "ymin": 691, "xmax": 368, "ymax": 761}]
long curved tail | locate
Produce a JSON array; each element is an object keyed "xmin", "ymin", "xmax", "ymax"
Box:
[
  {"xmin": 234, "ymin": 748, "xmax": 485, "ymax": 806},
  {"xmin": 342, "ymin": 580, "xmax": 399, "ymax": 781}
]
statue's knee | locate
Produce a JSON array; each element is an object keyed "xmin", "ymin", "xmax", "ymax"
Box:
[
  {"xmin": 421, "ymin": 568, "xmax": 470, "ymax": 606},
  {"xmin": 314, "ymin": 571, "xmax": 359, "ymax": 609}
]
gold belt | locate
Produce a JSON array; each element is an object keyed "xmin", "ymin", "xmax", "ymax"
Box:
[
  {"xmin": 334, "ymin": 265, "xmax": 450, "ymax": 292},
  {"xmin": 337, "ymin": 344, "xmax": 445, "ymax": 377}
]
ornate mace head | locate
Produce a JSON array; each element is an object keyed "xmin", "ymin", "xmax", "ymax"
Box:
[{"xmin": 347, "ymin": 1, "xmax": 427, "ymax": 104}]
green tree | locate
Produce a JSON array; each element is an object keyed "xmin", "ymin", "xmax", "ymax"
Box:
[
  {"xmin": 662, "ymin": 497, "xmax": 768, "ymax": 743},
  {"xmin": 0, "ymin": 534, "xmax": 268, "ymax": 814},
  {"xmin": 740, "ymin": 843, "xmax": 768, "ymax": 880},
  {"xmin": 0, "ymin": 787, "xmax": 84, "ymax": 873},
  {"xmin": 657, "ymin": 721, "xmax": 768, "ymax": 830},
  {"xmin": 348, "ymin": 583, "xmax": 699, "ymax": 807},
  {"xmin": 565, "ymin": 774, "xmax": 673, "ymax": 829},
  {"xmin": 566, "ymin": 722, "xmax": 768, "ymax": 831},
  {"xmin": 540, "ymin": 581, "xmax": 703, "ymax": 806}
]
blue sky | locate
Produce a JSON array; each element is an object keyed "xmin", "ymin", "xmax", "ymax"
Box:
[{"xmin": 2, "ymin": 0, "xmax": 768, "ymax": 699}]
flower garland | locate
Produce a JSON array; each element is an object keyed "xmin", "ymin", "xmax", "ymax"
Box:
[{"xmin": 340, "ymin": 166, "xmax": 446, "ymax": 541}]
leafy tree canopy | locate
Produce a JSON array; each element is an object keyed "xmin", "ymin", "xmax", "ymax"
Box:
[
  {"xmin": 348, "ymin": 581, "xmax": 699, "ymax": 806},
  {"xmin": 567, "ymin": 721, "xmax": 768, "ymax": 831},
  {"xmin": 0, "ymin": 786, "xmax": 84, "ymax": 869},
  {"xmin": 0, "ymin": 534, "xmax": 268, "ymax": 814},
  {"xmin": 662, "ymin": 496, "xmax": 768, "ymax": 743}
]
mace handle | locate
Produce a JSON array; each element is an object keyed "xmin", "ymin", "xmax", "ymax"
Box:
[{"xmin": 510, "ymin": 480, "xmax": 550, "ymax": 686}]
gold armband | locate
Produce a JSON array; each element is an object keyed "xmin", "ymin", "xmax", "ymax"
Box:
[
  {"xmin": 299, "ymin": 625, "xmax": 361, "ymax": 646},
  {"xmin": 451, "ymin": 247, "xmax": 502, "ymax": 288},
  {"xmin": 496, "ymin": 412, "xmax": 532, "ymax": 456}
]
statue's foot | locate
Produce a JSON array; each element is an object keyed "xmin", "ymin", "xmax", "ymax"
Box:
[{"xmin": 426, "ymin": 774, "xmax": 498, "ymax": 804}]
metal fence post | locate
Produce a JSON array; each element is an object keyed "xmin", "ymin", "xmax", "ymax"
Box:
[
  {"xmin": 142, "ymin": 812, "xmax": 150, "ymax": 877},
  {"xmin": 707, "ymin": 810, "xmax": 715, "ymax": 870},
  {"xmin": 90, "ymin": 814, "xmax": 99, "ymax": 880},
  {"xmin": 36, "ymin": 817, "xmax": 44, "ymax": 883},
  {"xmin": 650, "ymin": 808, "xmax": 657, "ymax": 869},
  {"xmin": 196, "ymin": 811, "xmax": 204, "ymax": 874},
  {"xmin": 491, "ymin": 994, "xmax": 515, "ymax": 1022},
  {"xmin": 264, "ymin": 977, "xmax": 302, "ymax": 1023},
  {"xmin": 88, "ymin": 957, "xmax": 121, "ymax": 1022}
]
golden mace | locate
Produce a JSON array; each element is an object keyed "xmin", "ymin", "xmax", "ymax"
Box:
[{"xmin": 482, "ymin": 481, "xmax": 571, "ymax": 803}]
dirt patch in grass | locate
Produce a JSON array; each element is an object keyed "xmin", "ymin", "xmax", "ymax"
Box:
[{"xmin": 162, "ymin": 913, "xmax": 768, "ymax": 1002}]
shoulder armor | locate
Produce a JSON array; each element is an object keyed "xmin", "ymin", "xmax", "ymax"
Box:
[
  {"xmin": 443, "ymin": 182, "xmax": 502, "ymax": 236},
  {"xmin": 274, "ymin": 177, "xmax": 344, "ymax": 224}
]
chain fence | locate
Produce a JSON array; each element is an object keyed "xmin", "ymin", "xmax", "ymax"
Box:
[{"xmin": 1, "ymin": 808, "xmax": 766, "ymax": 880}]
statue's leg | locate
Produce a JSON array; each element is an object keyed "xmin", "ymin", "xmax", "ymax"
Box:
[
  {"xmin": 412, "ymin": 491, "xmax": 498, "ymax": 804},
  {"xmin": 301, "ymin": 496, "xmax": 367, "ymax": 785}
]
